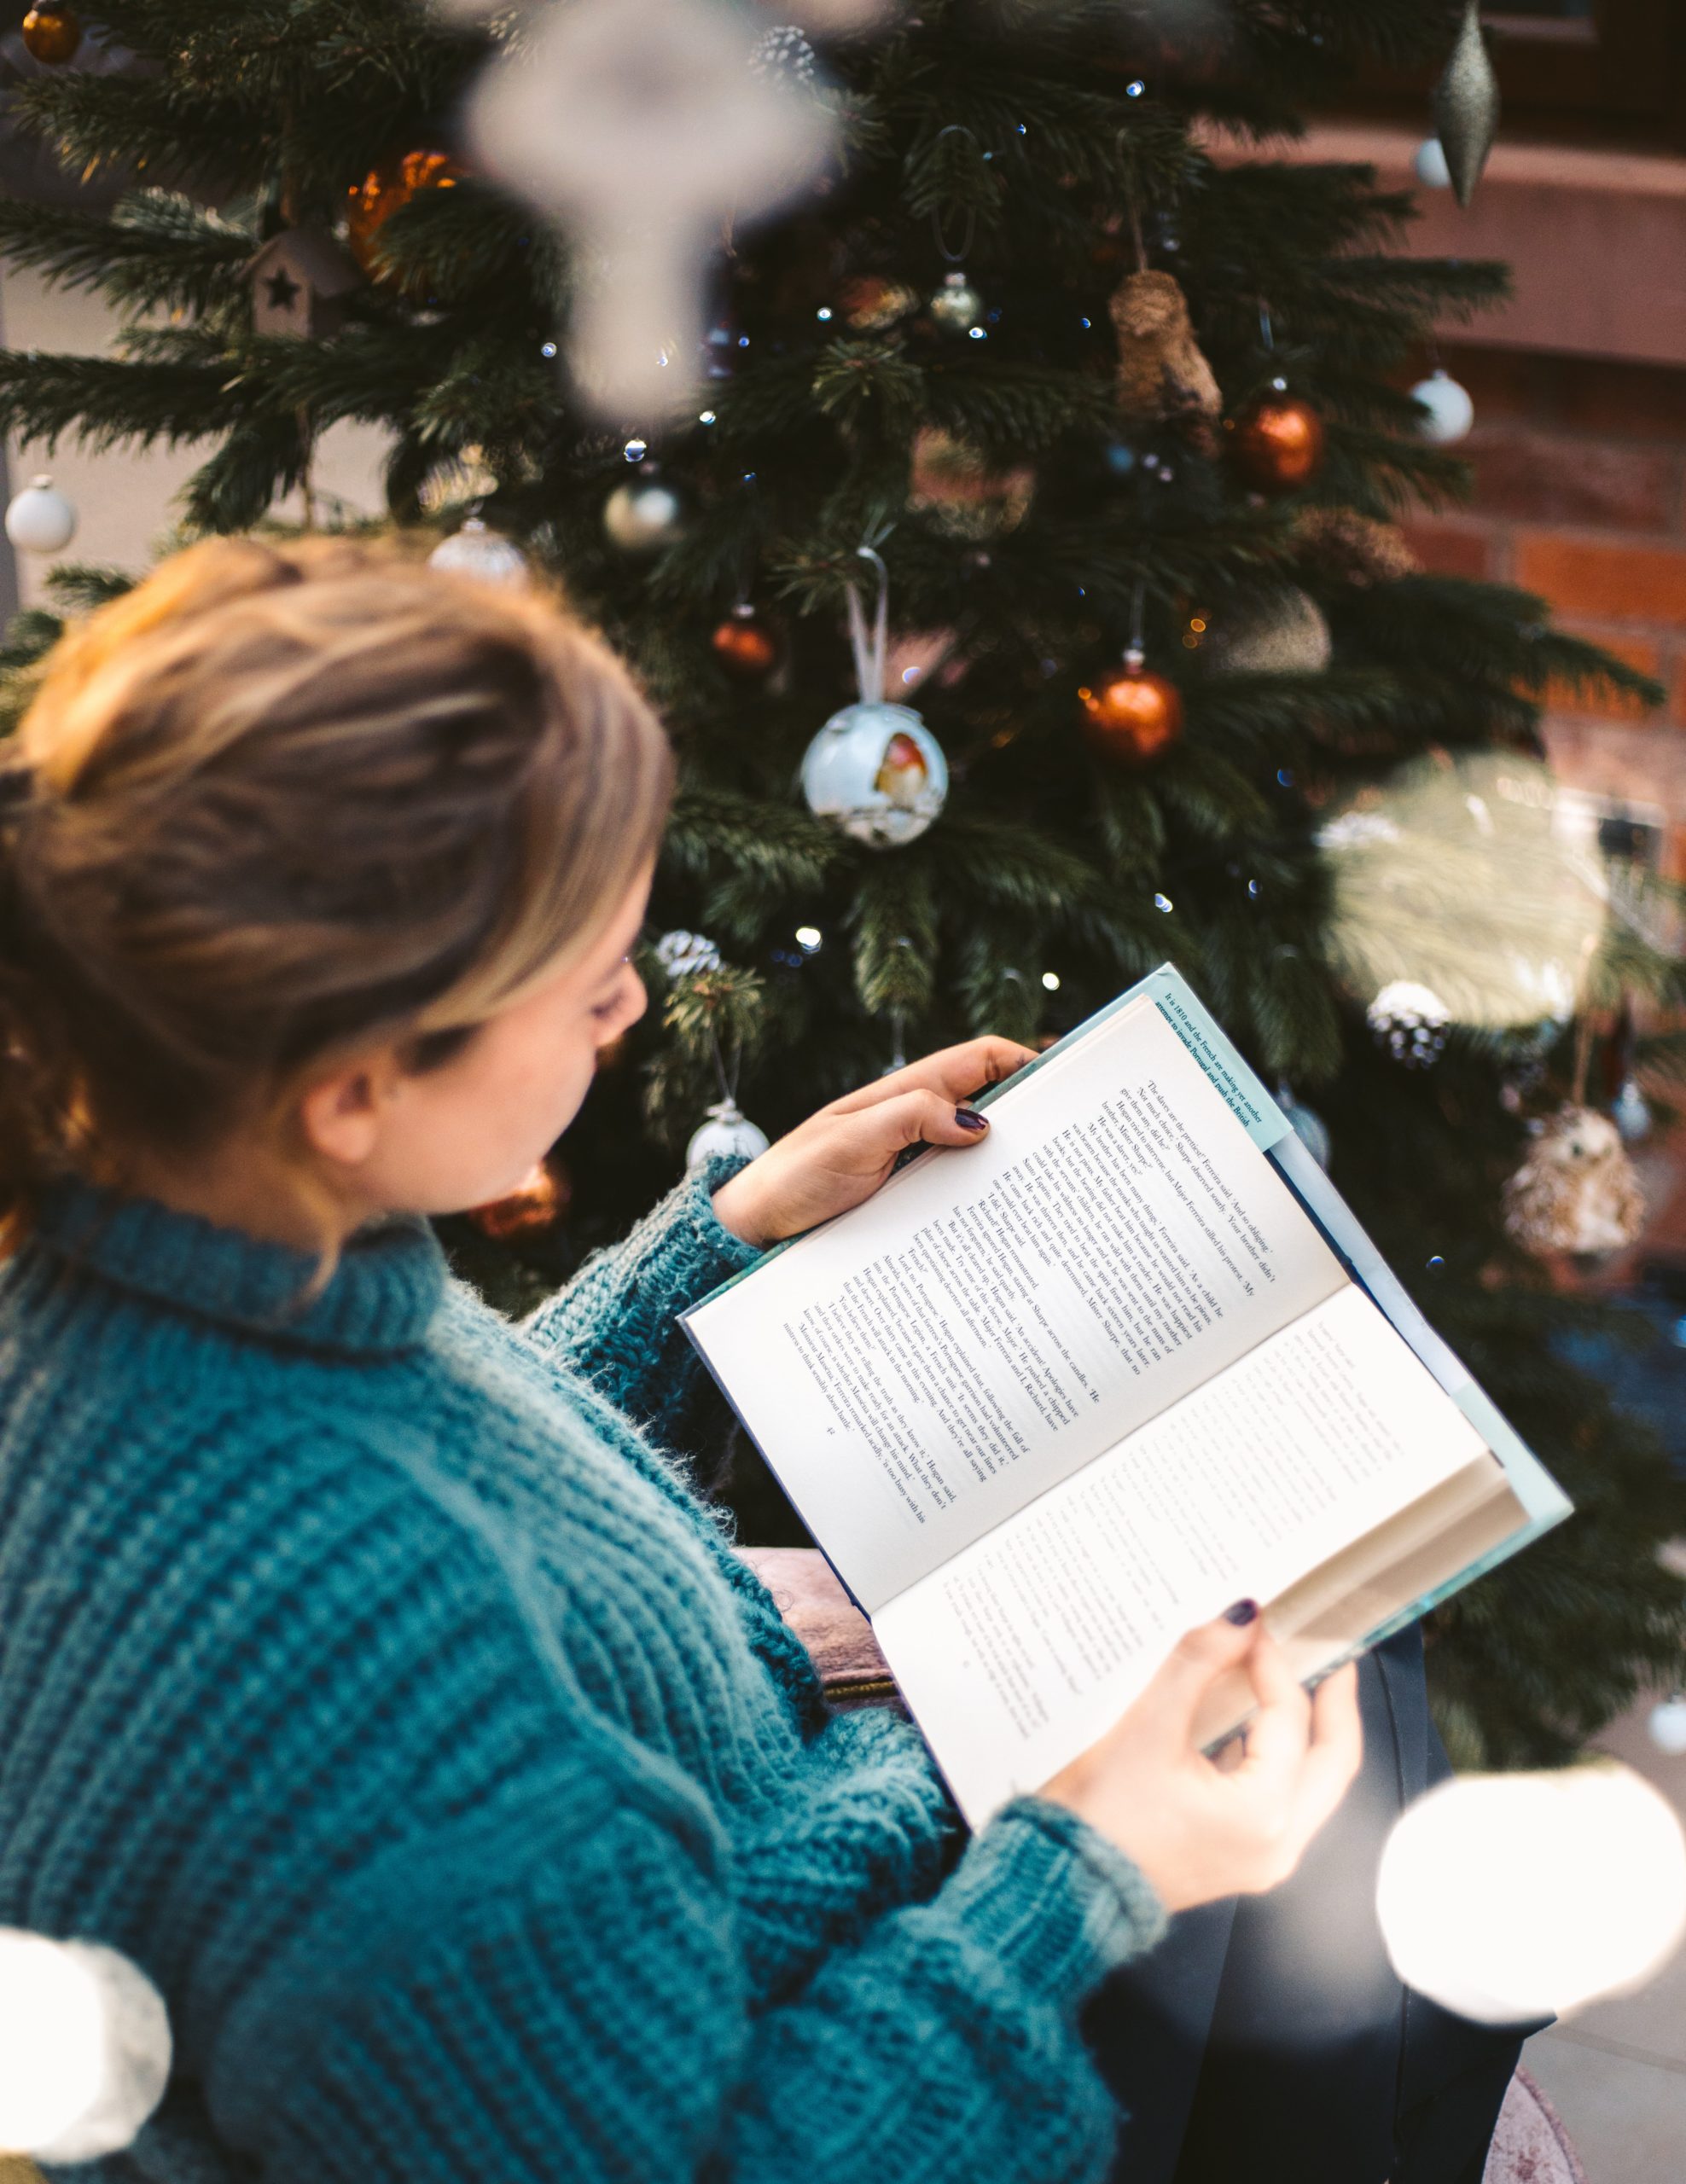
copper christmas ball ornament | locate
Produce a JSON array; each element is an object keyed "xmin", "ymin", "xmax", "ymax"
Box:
[
  {"xmin": 21, "ymin": 3, "xmax": 81, "ymax": 61},
  {"xmin": 711, "ymin": 605, "xmax": 780, "ymax": 681},
  {"xmin": 346, "ymin": 149, "xmax": 462, "ymax": 274},
  {"xmin": 466, "ymin": 1156, "xmax": 571, "ymax": 1242},
  {"xmin": 1228, "ymin": 394, "xmax": 1325, "ymax": 495},
  {"xmin": 1078, "ymin": 652, "xmax": 1183, "ymax": 762}
]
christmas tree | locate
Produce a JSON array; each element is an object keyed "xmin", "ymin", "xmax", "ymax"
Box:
[{"xmin": 0, "ymin": 0, "xmax": 1680, "ymax": 1765}]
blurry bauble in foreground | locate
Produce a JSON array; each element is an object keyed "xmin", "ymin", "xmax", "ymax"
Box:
[
  {"xmin": 1078, "ymin": 652, "xmax": 1183, "ymax": 764},
  {"xmin": 1612, "ymin": 1075, "xmax": 1653, "ymax": 1144},
  {"xmin": 908, "ymin": 426, "xmax": 1033, "ymax": 541},
  {"xmin": 466, "ymin": 1156, "xmax": 571, "ymax": 1243},
  {"xmin": 4, "ymin": 473, "xmax": 76, "ymax": 555},
  {"xmin": 346, "ymin": 149, "xmax": 462, "ymax": 275},
  {"xmin": 1227, "ymin": 393, "xmax": 1325, "ymax": 495},
  {"xmin": 20, "ymin": 3, "xmax": 80, "ymax": 62},
  {"xmin": 427, "ymin": 518, "xmax": 529, "ymax": 586},
  {"xmin": 1413, "ymin": 136, "xmax": 1453, "ymax": 190},
  {"xmin": 1276, "ymin": 1083, "xmax": 1332, "ymax": 1171},
  {"xmin": 1503, "ymin": 1105, "xmax": 1644, "ymax": 1258},
  {"xmin": 1319, "ymin": 752, "xmax": 1610, "ymax": 1033},
  {"xmin": 1377, "ymin": 1765, "xmax": 1686, "ymax": 2024},
  {"xmin": 602, "ymin": 472, "xmax": 685, "ymax": 554},
  {"xmin": 1204, "ymin": 586, "xmax": 1331, "ymax": 677},
  {"xmin": 1110, "ymin": 270, "xmax": 1220, "ymax": 450},
  {"xmin": 711, "ymin": 603, "xmax": 781, "ymax": 681},
  {"xmin": 687, "ymin": 1099, "xmax": 770, "ymax": 1170},
  {"xmin": 1411, "ymin": 368, "xmax": 1474, "ymax": 446},
  {"xmin": 0, "ymin": 1931, "xmax": 171, "ymax": 2162},
  {"xmin": 1432, "ymin": 0, "xmax": 1501, "ymax": 208},
  {"xmin": 654, "ymin": 928, "xmax": 722, "ymax": 980},
  {"xmin": 1648, "ymin": 1695, "xmax": 1686, "ymax": 1757},
  {"xmin": 927, "ymin": 269, "xmax": 984, "ymax": 334},
  {"xmin": 800, "ymin": 702, "xmax": 948, "ymax": 848},
  {"xmin": 1367, "ymin": 980, "xmax": 1450, "ymax": 1069}
]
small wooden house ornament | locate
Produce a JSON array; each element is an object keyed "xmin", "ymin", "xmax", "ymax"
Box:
[{"xmin": 247, "ymin": 228, "xmax": 362, "ymax": 338}]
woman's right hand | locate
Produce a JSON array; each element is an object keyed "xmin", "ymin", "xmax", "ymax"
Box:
[{"xmin": 1039, "ymin": 1607, "xmax": 1363, "ymax": 1915}]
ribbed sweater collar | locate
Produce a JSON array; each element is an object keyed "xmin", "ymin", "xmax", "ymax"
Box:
[{"xmin": 32, "ymin": 1181, "xmax": 445, "ymax": 1357}]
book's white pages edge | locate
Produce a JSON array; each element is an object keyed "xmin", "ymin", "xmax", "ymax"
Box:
[{"xmin": 683, "ymin": 993, "xmax": 1346, "ymax": 1612}]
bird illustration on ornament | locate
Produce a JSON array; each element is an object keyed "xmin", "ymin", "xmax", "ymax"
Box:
[{"xmin": 874, "ymin": 729, "xmax": 930, "ymax": 810}]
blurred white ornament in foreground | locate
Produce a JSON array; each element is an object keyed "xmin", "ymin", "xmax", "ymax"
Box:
[
  {"xmin": 0, "ymin": 1931, "xmax": 171, "ymax": 2161},
  {"xmin": 686, "ymin": 1099, "xmax": 770, "ymax": 1170},
  {"xmin": 1411, "ymin": 368, "xmax": 1474, "ymax": 446},
  {"xmin": 1377, "ymin": 1764, "xmax": 1686, "ymax": 2025},
  {"xmin": 427, "ymin": 518, "xmax": 529, "ymax": 586},
  {"xmin": 5, "ymin": 473, "xmax": 78, "ymax": 555},
  {"xmin": 466, "ymin": 0, "xmax": 835, "ymax": 418}
]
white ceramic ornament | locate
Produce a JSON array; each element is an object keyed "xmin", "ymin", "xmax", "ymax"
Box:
[
  {"xmin": 686, "ymin": 1098, "xmax": 770, "ymax": 1170},
  {"xmin": 4, "ymin": 473, "xmax": 77, "ymax": 555},
  {"xmin": 466, "ymin": 0, "xmax": 835, "ymax": 419},
  {"xmin": 0, "ymin": 1931, "xmax": 171, "ymax": 2163},
  {"xmin": 427, "ymin": 518, "xmax": 529, "ymax": 586},
  {"xmin": 1413, "ymin": 137, "xmax": 1453, "ymax": 189},
  {"xmin": 1648, "ymin": 1696, "xmax": 1686, "ymax": 1757},
  {"xmin": 602, "ymin": 474, "xmax": 684, "ymax": 554},
  {"xmin": 1613, "ymin": 1075, "xmax": 1652, "ymax": 1144},
  {"xmin": 1411, "ymin": 369, "xmax": 1474, "ymax": 446}
]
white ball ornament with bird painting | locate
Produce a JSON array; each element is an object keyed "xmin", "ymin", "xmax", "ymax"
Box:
[{"xmin": 800, "ymin": 702, "xmax": 948, "ymax": 849}]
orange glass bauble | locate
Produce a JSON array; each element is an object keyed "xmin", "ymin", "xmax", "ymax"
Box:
[
  {"xmin": 20, "ymin": 3, "xmax": 80, "ymax": 61},
  {"xmin": 711, "ymin": 605, "xmax": 780, "ymax": 681},
  {"xmin": 346, "ymin": 149, "xmax": 462, "ymax": 274},
  {"xmin": 1227, "ymin": 393, "xmax": 1325, "ymax": 495},
  {"xmin": 466, "ymin": 1155, "xmax": 571, "ymax": 1242},
  {"xmin": 1078, "ymin": 652, "xmax": 1183, "ymax": 762}
]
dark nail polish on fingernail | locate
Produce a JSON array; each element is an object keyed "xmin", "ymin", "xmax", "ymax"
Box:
[
  {"xmin": 1224, "ymin": 1599, "xmax": 1259, "ymax": 1626},
  {"xmin": 955, "ymin": 1107, "xmax": 988, "ymax": 1132}
]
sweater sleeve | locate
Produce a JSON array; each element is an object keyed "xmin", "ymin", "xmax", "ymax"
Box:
[
  {"xmin": 212, "ymin": 1772, "xmax": 1165, "ymax": 2184},
  {"xmin": 521, "ymin": 1157, "xmax": 761, "ymax": 1441}
]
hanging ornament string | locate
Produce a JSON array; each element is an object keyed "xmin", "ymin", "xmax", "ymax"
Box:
[
  {"xmin": 709, "ymin": 1025, "xmax": 741, "ymax": 1108},
  {"xmin": 845, "ymin": 541, "xmax": 892, "ymax": 706},
  {"xmin": 930, "ymin": 125, "xmax": 981, "ymax": 265}
]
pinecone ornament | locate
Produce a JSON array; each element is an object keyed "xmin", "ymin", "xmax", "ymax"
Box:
[
  {"xmin": 1503, "ymin": 1105, "xmax": 1645, "ymax": 1258},
  {"xmin": 1109, "ymin": 270, "xmax": 1221, "ymax": 450}
]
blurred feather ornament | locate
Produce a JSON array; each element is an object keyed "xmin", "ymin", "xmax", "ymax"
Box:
[
  {"xmin": 20, "ymin": 3, "xmax": 79, "ymax": 63},
  {"xmin": 0, "ymin": 1931, "xmax": 171, "ymax": 2162},
  {"xmin": 654, "ymin": 930, "xmax": 723, "ymax": 979},
  {"xmin": 466, "ymin": 0, "xmax": 835, "ymax": 419},
  {"xmin": 427, "ymin": 517, "xmax": 529, "ymax": 586},
  {"xmin": 1503, "ymin": 1105, "xmax": 1644, "ymax": 1258},
  {"xmin": 1110, "ymin": 270, "xmax": 1220, "ymax": 449},
  {"xmin": 1432, "ymin": 0, "xmax": 1501, "ymax": 208},
  {"xmin": 466, "ymin": 1156, "xmax": 571, "ymax": 1242},
  {"xmin": 1292, "ymin": 505, "xmax": 1421, "ymax": 587},
  {"xmin": 1227, "ymin": 392, "xmax": 1325, "ymax": 494},
  {"xmin": 1411, "ymin": 367, "xmax": 1474, "ymax": 445},
  {"xmin": 1367, "ymin": 980, "xmax": 1451, "ymax": 1069},
  {"xmin": 686, "ymin": 1098, "xmax": 770, "ymax": 1170},
  {"xmin": 1204, "ymin": 586, "xmax": 1330, "ymax": 676},
  {"xmin": 800, "ymin": 546, "xmax": 948, "ymax": 847}
]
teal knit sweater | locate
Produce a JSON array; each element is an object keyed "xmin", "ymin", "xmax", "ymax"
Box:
[{"xmin": 0, "ymin": 1166, "xmax": 1166, "ymax": 2183}]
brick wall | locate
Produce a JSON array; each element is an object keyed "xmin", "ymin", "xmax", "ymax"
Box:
[{"xmin": 1398, "ymin": 344, "xmax": 1686, "ymax": 880}]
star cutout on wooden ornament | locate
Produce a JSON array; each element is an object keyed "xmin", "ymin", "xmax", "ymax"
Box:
[{"xmin": 264, "ymin": 266, "xmax": 302, "ymax": 314}]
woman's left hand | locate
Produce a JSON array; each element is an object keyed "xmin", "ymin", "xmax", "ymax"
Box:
[{"xmin": 709, "ymin": 1037, "xmax": 1036, "ymax": 1249}]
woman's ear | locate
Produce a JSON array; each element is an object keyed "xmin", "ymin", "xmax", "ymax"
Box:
[{"xmin": 299, "ymin": 1054, "xmax": 398, "ymax": 1170}]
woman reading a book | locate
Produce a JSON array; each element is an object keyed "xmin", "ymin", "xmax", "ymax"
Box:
[{"xmin": 0, "ymin": 541, "xmax": 1517, "ymax": 2184}]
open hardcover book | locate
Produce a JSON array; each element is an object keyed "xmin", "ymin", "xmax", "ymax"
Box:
[{"xmin": 683, "ymin": 967, "xmax": 1570, "ymax": 1829}]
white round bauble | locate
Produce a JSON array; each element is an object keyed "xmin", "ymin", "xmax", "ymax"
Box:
[
  {"xmin": 4, "ymin": 473, "xmax": 77, "ymax": 555},
  {"xmin": 1414, "ymin": 136, "xmax": 1453, "ymax": 189},
  {"xmin": 800, "ymin": 701, "xmax": 949, "ymax": 850},
  {"xmin": 427, "ymin": 517, "xmax": 529, "ymax": 586},
  {"xmin": 1376, "ymin": 1764, "xmax": 1686, "ymax": 2025},
  {"xmin": 686, "ymin": 1099, "xmax": 770, "ymax": 1170},
  {"xmin": 602, "ymin": 476, "xmax": 684, "ymax": 554},
  {"xmin": 927, "ymin": 270, "xmax": 983, "ymax": 334},
  {"xmin": 1648, "ymin": 1695, "xmax": 1686, "ymax": 1757},
  {"xmin": 1410, "ymin": 369, "xmax": 1474, "ymax": 446},
  {"xmin": 0, "ymin": 1931, "xmax": 171, "ymax": 2162}
]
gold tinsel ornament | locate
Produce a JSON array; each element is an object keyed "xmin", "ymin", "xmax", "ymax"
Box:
[
  {"xmin": 1432, "ymin": 0, "xmax": 1501, "ymax": 208},
  {"xmin": 1503, "ymin": 1106, "xmax": 1643, "ymax": 1259}
]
